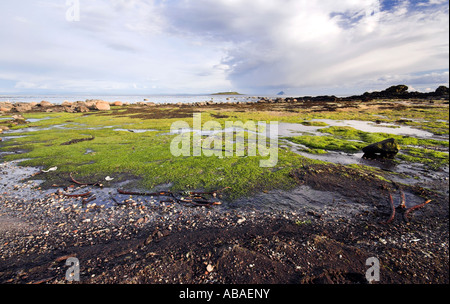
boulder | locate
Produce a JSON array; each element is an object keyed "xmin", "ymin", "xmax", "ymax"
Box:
[
  {"xmin": 11, "ymin": 115, "xmax": 27, "ymax": 124},
  {"xmin": 62, "ymin": 101, "xmax": 73, "ymax": 107},
  {"xmin": 12, "ymin": 104, "xmax": 32, "ymax": 113},
  {"xmin": 94, "ymin": 101, "xmax": 111, "ymax": 111},
  {"xmin": 63, "ymin": 106, "xmax": 74, "ymax": 113},
  {"xmin": 85, "ymin": 100, "xmax": 97, "ymax": 109},
  {"xmin": 362, "ymin": 138, "xmax": 400, "ymax": 159},
  {"xmin": 74, "ymin": 101, "xmax": 87, "ymax": 107},
  {"xmin": 64, "ymin": 103, "xmax": 90, "ymax": 113},
  {"xmin": 74, "ymin": 105, "xmax": 89, "ymax": 113},
  {"xmin": 113, "ymin": 101, "xmax": 123, "ymax": 106},
  {"xmin": 76, "ymin": 105, "xmax": 90, "ymax": 113},
  {"xmin": 39, "ymin": 100, "xmax": 53, "ymax": 107},
  {"xmin": 0, "ymin": 101, "xmax": 12, "ymax": 107}
]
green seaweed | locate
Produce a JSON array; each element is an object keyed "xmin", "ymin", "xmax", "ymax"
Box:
[
  {"xmin": 284, "ymin": 135, "xmax": 365, "ymax": 152},
  {"xmin": 1, "ymin": 99, "xmax": 448, "ymax": 200},
  {"xmin": 284, "ymin": 125, "xmax": 448, "ymax": 169},
  {"xmin": 319, "ymin": 126, "xmax": 448, "ymax": 148},
  {"xmin": 398, "ymin": 147, "xmax": 449, "ymax": 170},
  {"xmin": 1, "ymin": 112, "xmax": 321, "ymax": 200}
]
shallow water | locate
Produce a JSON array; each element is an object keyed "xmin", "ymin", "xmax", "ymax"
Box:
[
  {"xmin": 0, "ymin": 160, "xmax": 54, "ymax": 200},
  {"xmin": 113, "ymin": 128, "xmax": 158, "ymax": 133},
  {"xmin": 165, "ymin": 119, "xmax": 435, "ymax": 138},
  {"xmin": 0, "ymin": 94, "xmax": 261, "ymax": 105},
  {"xmin": 0, "ymin": 159, "xmax": 145, "ymax": 209},
  {"xmin": 229, "ymin": 184, "xmax": 427, "ymax": 215},
  {"xmin": 310, "ymin": 119, "xmax": 434, "ymax": 138},
  {"xmin": 2, "ymin": 113, "xmax": 436, "ymax": 139},
  {"xmin": 5, "ymin": 124, "xmax": 69, "ymax": 134},
  {"xmin": 27, "ymin": 117, "xmax": 52, "ymax": 123}
]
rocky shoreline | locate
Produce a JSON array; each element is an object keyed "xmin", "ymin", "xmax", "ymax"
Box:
[{"xmin": 1, "ymin": 85, "xmax": 448, "ymax": 115}]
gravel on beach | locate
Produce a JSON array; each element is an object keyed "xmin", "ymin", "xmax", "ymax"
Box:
[{"xmin": 1, "ymin": 159, "xmax": 448, "ymax": 284}]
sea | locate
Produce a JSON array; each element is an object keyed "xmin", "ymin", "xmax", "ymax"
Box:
[{"xmin": 0, "ymin": 94, "xmax": 291, "ymax": 105}]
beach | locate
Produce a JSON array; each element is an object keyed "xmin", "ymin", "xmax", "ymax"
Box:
[{"xmin": 0, "ymin": 92, "xmax": 449, "ymax": 284}]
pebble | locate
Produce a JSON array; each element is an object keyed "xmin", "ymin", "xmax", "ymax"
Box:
[{"xmin": 237, "ymin": 217, "xmax": 246, "ymax": 224}]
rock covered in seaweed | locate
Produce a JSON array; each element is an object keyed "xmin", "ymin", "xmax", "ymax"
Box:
[{"xmin": 362, "ymin": 138, "xmax": 400, "ymax": 159}]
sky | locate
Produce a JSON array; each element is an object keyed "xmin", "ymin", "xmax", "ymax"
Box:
[{"xmin": 0, "ymin": 0, "xmax": 448, "ymax": 96}]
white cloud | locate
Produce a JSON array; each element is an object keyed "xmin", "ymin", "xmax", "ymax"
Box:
[
  {"xmin": 159, "ymin": 0, "xmax": 448, "ymax": 93},
  {"xmin": 0, "ymin": 0, "xmax": 448, "ymax": 94},
  {"xmin": 417, "ymin": 0, "xmax": 448, "ymax": 6}
]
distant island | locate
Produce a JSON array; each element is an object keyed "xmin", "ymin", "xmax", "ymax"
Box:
[{"xmin": 211, "ymin": 92, "xmax": 243, "ymax": 95}]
